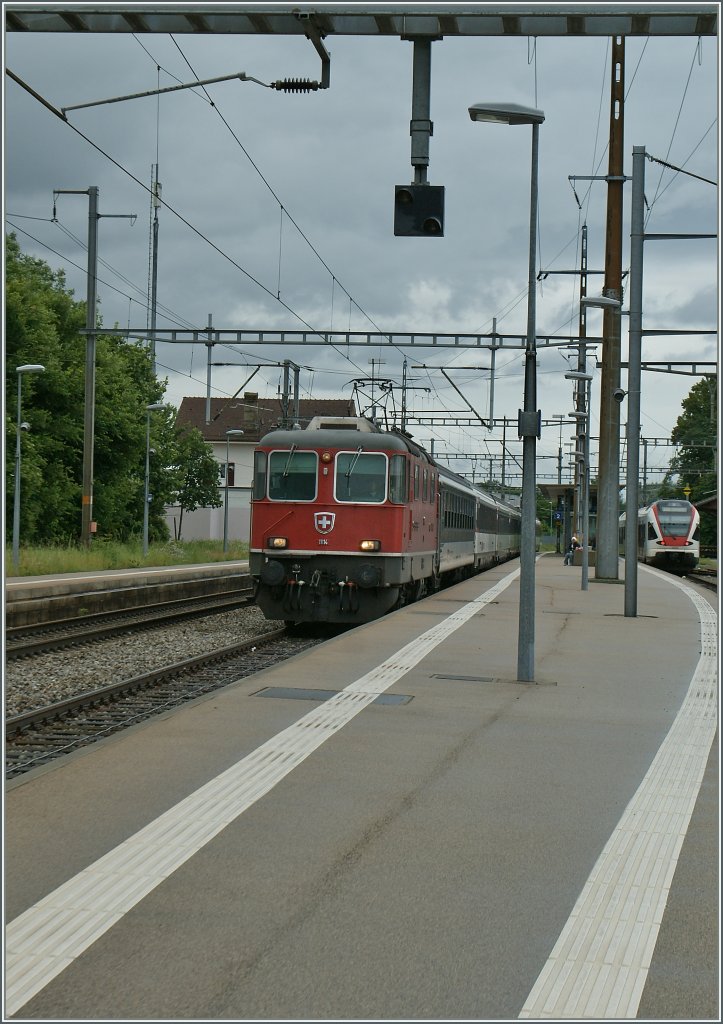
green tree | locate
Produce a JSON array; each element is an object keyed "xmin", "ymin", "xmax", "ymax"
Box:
[
  {"xmin": 669, "ymin": 378, "xmax": 717, "ymax": 496},
  {"xmin": 5, "ymin": 233, "xmax": 171, "ymax": 545},
  {"xmin": 170, "ymin": 426, "xmax": 222, "ymax": 540}
]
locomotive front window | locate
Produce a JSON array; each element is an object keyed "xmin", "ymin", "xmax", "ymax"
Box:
[
  {"xmin": 335, "ymin": 451, "xmax": 387, "ymax": 503},
  {"xmin": 268, "ymin": 449, "xmax": 318, "ymax": 501}
]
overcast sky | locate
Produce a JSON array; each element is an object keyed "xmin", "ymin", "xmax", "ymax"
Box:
[{"xmin": 3, "ymin": 3, "xmax": 719, "ymax": 495}]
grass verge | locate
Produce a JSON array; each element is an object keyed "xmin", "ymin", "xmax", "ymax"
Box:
[{"xmin": 5, "ymin": 540, "xmax": 249, "ymax": 576}]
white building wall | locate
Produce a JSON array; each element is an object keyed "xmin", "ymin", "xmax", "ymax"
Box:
[{"xmin": 163, "ymin": 441, "xmax": 254, "ymax": 543}]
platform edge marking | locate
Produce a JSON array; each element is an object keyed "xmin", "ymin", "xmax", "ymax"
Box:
[
  {"xmin": 518, "ymin": 569, "xmax": 717, "ymax": 1020},
  {"xmin": 5, "ymin": 569, "xmax": 520, "ymax": 1017}
]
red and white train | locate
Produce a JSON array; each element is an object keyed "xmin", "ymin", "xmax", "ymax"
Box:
[
  {"xmin": 250, "ymin": 415, "xmax": 522, "ymax": 625},
  {"xmin": 619, "ymin": 498, "xmax": 700, "ymax": 573}
]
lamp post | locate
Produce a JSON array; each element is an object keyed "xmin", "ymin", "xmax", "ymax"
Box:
[
  {"xmin": 223, "ymin": 429, "xmax": 245, "ymax": 553},
  {"xmin": 12, "ymin": 364, "xmax": 45, "ymax": 573},
  {"xmin": 143, "ymin": 403, "xmax": 167, "ymax": 558},
  {"xmin": 566, "ymin": 372, "xmax": 593, "ymax": 591},
  {"xmin": 469, "ymin": 101, "xmax": 545, "ymax": 682}
]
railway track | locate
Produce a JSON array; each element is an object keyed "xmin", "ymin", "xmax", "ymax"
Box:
[
  {"xmin": 5, "ymin": 627, "xmax": 325, "ymax": 779},
  {"xmin": 6, "ymin": 590, "xmax": 255, "ymax": 660},
  {"xmin": 684, "ymin": 567, "xmax": 717, "ymax": 592}
]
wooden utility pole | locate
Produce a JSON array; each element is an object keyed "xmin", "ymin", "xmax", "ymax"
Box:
[{"xmin": 596, "ymin": 35, "xmax": 625, "ymax": 580}]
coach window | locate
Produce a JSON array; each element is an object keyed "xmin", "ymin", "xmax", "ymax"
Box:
[
  {"xmin": 268, "ymin": 449, "xmax": 317, "ymax": 501},
  {"xmin": 389, "ymin": 454, "xmax": 407, "ymax": 504},
  {"xmin": 253, "ymin": 451, "xmax": 267, "ymax": 499},
  {"xmin": 413, "ymin": 463, "xmax": 420, "ymax": 500},
  {"xmin": 335, "ymin": 451, "xmax": 387, "ymax": 503}
]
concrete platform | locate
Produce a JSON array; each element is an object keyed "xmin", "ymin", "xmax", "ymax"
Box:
[
  {"xmin": 4, "ymin": 561, "xmax": 251, "ymax": 627},
  {"xmin": 4, "ymin": 554, "xmax": 718, "ymax": 1020}
]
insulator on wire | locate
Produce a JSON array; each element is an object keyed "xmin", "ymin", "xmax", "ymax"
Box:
[{"xmin": 272, "ymin": 78, "xmax": 320, "ymax": 92}]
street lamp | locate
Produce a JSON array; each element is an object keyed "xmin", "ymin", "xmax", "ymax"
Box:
[
  {"xmin": 566, "ymin": 371, "xmax": 593, "ymax": 591},
  {"xmin": 143, "ymin": 403, "xmax": 168, "ymax": 558},
  {"xmin": 12, "ymin": 364, "xmax": 45, "ymax": 572},
  {"xmin": 469, "ymin": 101, "xmax": 545, "ymax": 682},
  {"xmin": 223, "ymin": 429, "xmax": 245, "ymax": 554}
]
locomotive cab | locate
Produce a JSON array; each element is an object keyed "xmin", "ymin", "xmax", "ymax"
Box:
[{"xmin": 250, "ymin": 417, "xmax": 438, "ymax": 624}]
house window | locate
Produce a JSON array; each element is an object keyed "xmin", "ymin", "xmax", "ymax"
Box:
[{"xmin": 221, "ymin": 463, "xmax": 235, "ymax": 487}]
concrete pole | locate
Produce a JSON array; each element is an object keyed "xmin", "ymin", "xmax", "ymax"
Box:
[
  {"xmin": 596, "ymin": 35, "xmax": 625, "ymax": 580},
  {"xmin": 625, "ymin": 146, "xmax": 645, "ymax": 616},
  {"xmin": 517, "ymin": 119, "xmax": 541, "ymax": 683}
]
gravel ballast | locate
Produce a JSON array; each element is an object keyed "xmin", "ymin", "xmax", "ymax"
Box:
[{"xmin": 5, "ymin": 606, "xmax": 285, "ymax": 718}]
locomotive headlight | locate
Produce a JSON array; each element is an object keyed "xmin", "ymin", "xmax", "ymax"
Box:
[
  {"xmin": 267, "ymin": 536, "xmax": 288, "ymax": 549},
  {"xmin": 360, "ymin": 539, "xmax": 381, "ymax": 552}
]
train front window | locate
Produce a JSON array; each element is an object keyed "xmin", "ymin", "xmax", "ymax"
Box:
[
  {"xmin": 335, "ymin": 451, "xmax": 387, "ymax": 503},
  {"xmin": 268, "ymin": 449, "xmax": 318, "ymax": 501},
  {"xmin": 656, "ymin": 505, "xmax": 692, "ymax": 537}
]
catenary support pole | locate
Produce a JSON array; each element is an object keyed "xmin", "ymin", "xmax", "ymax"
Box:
[{"xmin": 625, "ymin": 146, "xmax": 645, "ymax": 616}]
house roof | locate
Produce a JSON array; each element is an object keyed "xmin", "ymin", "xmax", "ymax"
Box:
[{"xmin": 175, "ymin": 394, "xmax": 356, "ymax": 443}]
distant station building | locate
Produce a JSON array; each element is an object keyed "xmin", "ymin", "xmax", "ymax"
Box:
[{"xmin": 165, "ymin": 392, "xmax": 355, "ymax": 543}]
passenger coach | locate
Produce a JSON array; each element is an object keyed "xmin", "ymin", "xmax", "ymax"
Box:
[{"xmin": 250, "ymin": 416, "xmax": 521, "ymax": 624}]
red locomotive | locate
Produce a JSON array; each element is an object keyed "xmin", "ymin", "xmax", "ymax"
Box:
[{"xmin": 250, "ymin": 415, "xmax": 521, "ymax": 625}]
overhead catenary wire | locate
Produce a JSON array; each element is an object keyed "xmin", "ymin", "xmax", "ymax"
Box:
[
  {"xmin": 5, "ymin": 67, "xmax": 370, "ymax": 376},
  {"xmin": 8, "ymin": 29, "xmax": 713, "ymax": 484},
  {"xmin": 164, "ymin": 36, "xmax": 403, "ymax": 369}
]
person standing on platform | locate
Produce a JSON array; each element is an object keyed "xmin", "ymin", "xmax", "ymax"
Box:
[{"xmin": 564, "ymin": 535, "xmax": 581, "ymax": 565}]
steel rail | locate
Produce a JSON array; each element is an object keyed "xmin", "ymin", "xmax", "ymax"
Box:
[
  {"xmin": 5, "ymin": 628, "xmax": 287, "ymax": 739},
  {"xmin": 6, "ymin": 591, "xmax": 255, "ymax": 659}
]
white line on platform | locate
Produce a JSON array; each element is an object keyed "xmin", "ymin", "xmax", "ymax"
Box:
[
  {"xmin": 519, "ymin": 569, "xmax": 717, "ymax": 1020},
  {"xmin": 4, "ymin": 567, "xmax": 520, "ymax": 1016}
]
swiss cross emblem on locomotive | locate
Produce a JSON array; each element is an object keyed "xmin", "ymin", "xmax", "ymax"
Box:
[{"xmin": 314, "ymin": 512, "xmax": 336, "ymax": 534}]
